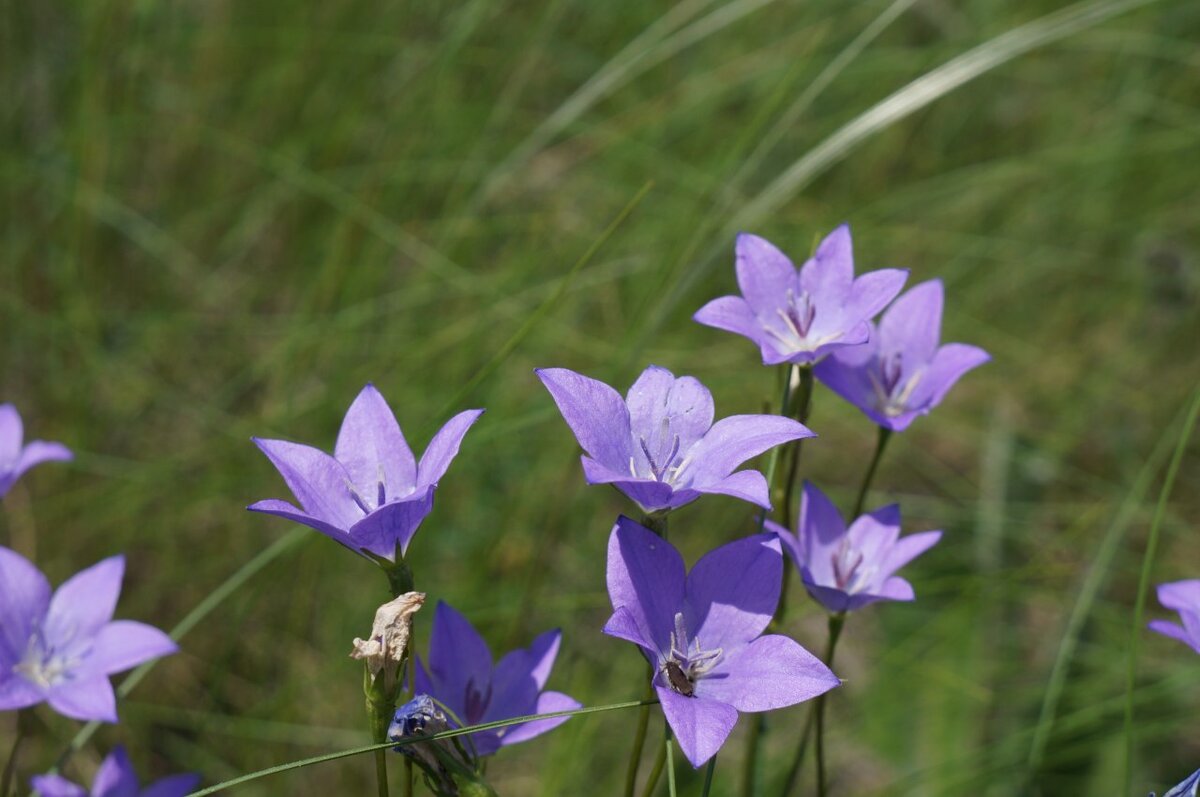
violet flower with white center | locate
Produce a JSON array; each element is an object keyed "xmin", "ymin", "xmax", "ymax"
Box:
[
  {"xmin": 1148, "ymin": 580, "xmax": 1200, "ymax": 655},
  {"xmin": 769, "ymin": 482, "xmax": 941, "ymax": 614},
  {"xmin": 813, "ymin": 279, "xmax": 989, "ymax": 432},
  {"xmin": 414, "ymin": 602, "xmax": 580, "ymax": 757},
  {"xmin": 31, "ymin": 746, "xmax": 199, "ymax": 797},
  {"xmin": 0, "ymin": 403, "xmax": 72, "ymax": 498},
  {"xmin": 693, "ymin": 226, "xmax": 908, "ymax": 365},
  {"xmin": 249, "ymin": 384, "xmax": 483, "ymax": 562},
  {"xmin": 536, "ymin": 365, "xmax": 813, "ymax": 514},
  {"xmin": 603, "ymin": 516, "xmax": 840, "ymax": 768},
  {"xmin": 0, "ymin": 548, "xmax": 177, "ymax": 723}
]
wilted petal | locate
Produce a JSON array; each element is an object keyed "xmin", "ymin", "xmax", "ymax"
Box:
[
  {"xmin": 735, "ymin": 233, "xmax": 795, "ymax": 316},
  {"xmin": 607, "ymin": 517, "xmax": 686, "ymax": 654},
  {"xmin": 689, "ymin": 470, "xmax": 771, "ymax": 509},
  {"xmin": 44, "ymin": 555, "xmax": 124, "ymax": 641},
  {"xmin": 0, "ymin": 546, "xmax": 50, "ymax": 664},
  {"xmin": 253, "ymin": 438, "xmax": 360, "ymax": 528},
  {"xmin": 47, "ymin": 676, "xmax": 117, "ymax": 722},
  {"xmin": 537, "ymin": 368, "xmax": 632, "ymax": 471},
  {"xmin": 87, "ymin": 620, "xmax": 177, "ymax": 676},
  {"xmin": 335, "ymin": 384, "xmax": 417, "ymax": 495},
  {"xmin": 657, "ymin": 686, "xmax": 738, "ymax": 768},
  {"xmin": 28, "ymin": 775, "xmax": 86, "ymax": 797},
  {"xmin": 909, "ymin": 343, "xmax": 990, "ymax": 411},
  {"xmin": 91, "ymin": 747, "xmax": 139, "ymax": 797},
  {"xmin": 686, "ymin": 534, "xmax": 781, "ymax": 651},
  {"xmin": 143, "ymin": 773, "xmax": 203, "ymax": 797},
  {"xmin": 499, "ymin": 690, "xmax": 581, "ymax": 747},
  {"xmin": 880, "ymin": 279, "xmax": 943, "ymax": 364},
  {"xmin": 685, "ymin": 415, "xmax": 813, "ymax": 485},
  {"xmin": 698, "ymin": 634, "xmax": 839, "ymax": 712},
  {"xmin": 626, "ymin": 367, "xmax": 713, "ymax": 455},
  {"xmin": 428, "ymin": 602, "xmax": 492, "ymax": 710},
  {"xmin": 799, "ymin": 224, "xmax": 854, "ymax": 301},
  {"xmin": 417, "ymin": 409, "xmax": 485, "ymax": 488},
  {"xmin": 348, "ymin": 487, "xmax": 436, "ymax": 559}
]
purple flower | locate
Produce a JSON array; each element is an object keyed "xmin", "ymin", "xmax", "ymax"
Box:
[
  {"xmin": 1159, "ymin": 767, "xmax": 1200, "ymax": 797},
  {"xmin": 414, "ymin": 602, "xmax": 580, "ymax": 756},
  {"xmin": 693, "ymin": 226, "xmax": 908, "ymax": 365},
  {"xmin": 1148, "ymin": 580, "xmax": 1200, "ymax": 655},
  {"xmin": 813, "ymin": 279, "xmax": 989, "ymax": 432},
  {"xmin": 0, "ymin": 404, "xmax": 72, "ymax": 498},
  {"xmin": 0, "ymin": 548, "xmax": 177, "ymax": 723},
  {"xmin": 770, "ymin": 482, "xmax": 941, "ymax": 613},
  {"xmin": 603, "ymin": 517, "xmax": 839, "ymax": 767},
  {"xmin": 249, "ymin": 384, "xmax": 483, "ymax": 561},
  {"xmin": 536, "ymin": 365, "xmax": 813, "ymax": 514},
  {"xmin": 31, "ymin": 746, "xmax": 199, "ymax": 797}
]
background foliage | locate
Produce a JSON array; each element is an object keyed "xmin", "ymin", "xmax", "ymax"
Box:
[{"xmin": 3, "ymin": 0, "xmax": 1199, "ymax": 794}]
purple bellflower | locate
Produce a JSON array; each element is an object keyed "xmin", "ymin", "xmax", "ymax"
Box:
[
  {"xmin": 249, "ymin": 384, "xmax": 483, "ymax": 561},
  {"xmin": 0, "ymin": 548, "xmax": 177, "ymax": 723},
  {"xmin": 31, "ymin": 746, "xmax": 199, "ymax": 797},
  {"xmin": 537, "ymin": 365, "xmax": 813, "ymax": 514},
  {"xmin": 813, "ymin": 279, "xmax": 989, "ymax": 432},
  {"xmin": 693, "ymin": 226, "xmax": 908, "ymax": 365},
  {"xmin": 603, "ymin": 517, "xmax": 839, "ymax": 767},
  {"xmin": 1159, "ymin": 768, "xmax": 1200, "ymax": 797},
  {"xmin": 770, "ymin": 482, "xmax": 941, "ymax": 614},
  {"xmin": 0, "ymin": 403, "xmax": 72, "ymax": 498},
  {"xmin": 1148, "ymin": 580, "xmax": 1200, "ymax": 655},
  {"xmin": 414, "ymin": 601, "xmax": 580, "ymax": 757}
]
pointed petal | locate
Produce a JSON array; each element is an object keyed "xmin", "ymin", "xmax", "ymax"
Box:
[
  {"xmin": 12, "ymin": 441, "xmax": 73, "ymax": 481},
  {"xmin": 626, "ymin": 367, "xmax": 713, "ymax": 456},
  {"xmin": 335, "ymin": 384, "xmax": 417, "ymax": 496},
  {"xmin": 799, "ymin": 224, "xmax": 854, "ymax": 300},
  {"xmin": 486, "ymin": 649, "xmax": 539, "ymax": 730},
  {"xmin": 686, "ymin": 534, "xmax": 781, "ymax": 650},
  {"xmin": 417, "ymin": 409, "xmax": 484, "ymax": 488},
  {"xmin": 498, "ymin": 690, "xmax": 581, "ymax": 747},
  {"xmin": 797, "ymin": 482, "xmax": 847, "ymax": 587},
  {"xmin": 880, "ymin": 279, "xmax": 943, "ymax": 364},
  {"xmin": 0, "ymin": 674, "xmax": 44, "ymax": 711},
  {"xmin": 802, "ymin": 580, "xmax": 854, "ymax": 613},
  {"xmin": 536, "ymin": 368, "xmax": 632, "ymax": 471},
  {"xmin": 0, "ymin": 546, "xmax": 50, "ymax": 665},
  {"xmin": 881, "ymin": 530, "xmax": 942, "ymax": 578},
  {"xmin": 91, "ymin": 746, "xmax": 139, "ymax": 797},
  {"xmin": 0, "ymin": 404, "xmax": 23, "ymax": 462},
  {"xmin": 252, "ymin": 438, "xmax": 360, "ymax": 527},
  {"xmin": 690, "ymin": 470, "xmax": 770, "ymax": 509},
  {"xmin": 47, "ymin": 676, "xmax": 117, "ymax": 722},
  {"xmin": 602, "ymin": 606, "xmax": 652, "ymax": 651},
  {"xmin": 685, "ymin": 415, "xmax": 813, "ymax": 485},
  {"xmin": 845, "ymin": 505, "xmax": 902, "ymax": 573},
  {"xmin": 658, "ymin": 686, "xmax": 738, "ymax": 768},
  {"xmin": 428, "ymin": 602, "xmax": 492, "ymax": 709},
  {"xmin": 873, "ymin": 576, "xmax": 916, "ymax": 602},
  {"xmin": 580, "ymin": 458, "xmax": 676, "ymax": 513},
  {"xmin": 1148, "ymin": 619, "xmax": 1197, "ymax": 651},
  {"xmin": 247, "ymin": 499, "xmax": 354, "ymax": 548},
  {"xmin": 693, "ymin": 296, "xmax": 764, "ymax": 346},
  {"xmin": 735, "ymin": 233, "xmax": 795, "ymax": 316},
  {"xmin": 1158, "ymin": 580, "xmax": 1200, "ymax": 613},
  {"xmin": 607, "ymin": 517, "xmax": 686, "ymax": 654},
  {"xmin": 142, "ymin": 774, "xmax": 203, "ymax": 797},
  {"xmin": 524, "ymin": 629, "xmax": 561, "ymax": 691},
  {"xmin": 87, "ymin": 620, "xmax": 177, "ymax": 676},
  {"xmin": 699, "ymin": 634, "xmax": 839, "ymax": 712},
  {"xmin": 45, "ymin": 556, "xmax": 124, "ymax": 642},
  {"xmin": 765, "ymin": 519, "xmax": 802, "ymax": 573},
  {"xmin": 813, "ymin": 350, "xmax": 880, "ymax": 425},
  {"xmin": 28, "ymin": 775, "xmax": 87, "ymax": 797},
  {"xmin": 348, "ymin": 487, "xmax": 435, "ymax": 559},
  {"xmin": 909, "ymin": 343, "xmax": 990, "ymax": 411},
  {"xmin": 846, "ymin": 268, "xmax": 909, "ymax": 321}
]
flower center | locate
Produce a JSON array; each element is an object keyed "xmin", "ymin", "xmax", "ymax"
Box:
[
  {"xmin": 660, "ymin": 613, "xmax": 722, "ymax": 698},
  {"xmin": 869, "ymin": 352, "xmax": 923, "ymax": 417},
  {"xmin": 629, "ymin": 418, "xmax": 695, "ymax": 486},
  {"xmin": 830, "ymin": 539, "xmax": 876, "ymax": 594},
  {"xmin": 345, "ymin": 464, "xmax": 409, "ymax": 515},
  {"xmin": 763, "ymin": 290, "xmax": 843, "ymax": 354},
  {"xmin": 14, "ymin": 628, "xmax": 88, "ymax": 689}
]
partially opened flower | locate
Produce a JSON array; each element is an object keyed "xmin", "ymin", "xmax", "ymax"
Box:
[
  {"xmin": 0, "ymin": 403, "xmax": 72, "ymax": 498},
  {"xmin": 693, "ymin": 226, "xmax": 908, "ymax": 365},
  {"xmin": 770, "ymin": 482, "xmax": 941, "ymax": 614},
  {"xmin": 1148, "ymin": 580, "xmax": 1200, "ymax": 655},
  {"xmin": 537, "ymin": 365, "xmax": 813, "ymax": 514},
  {"xmin": 414, "ymin": 602, "xmax": 580, "ymax": 757},
  {"xmin": 603, "ymin": 517, "xmax": 839, "ymax": 767},
  {"xmin": 31, "ymin": 746, "xmax": 199, "ymax": 797},
  {"xmin": 1159, "ymin": 767, "xmax": 1200, "ymax": 797},
  {"xmin": 249, "ymin": 384, "xmax": 483, "ymax": 561},
  {"xmin": 813, "ymin": 279, "xmax": 989, "ymax": 431},
  {"xmin": 0, "ymin": 548, "xmax": 177, "ymax": 723}
]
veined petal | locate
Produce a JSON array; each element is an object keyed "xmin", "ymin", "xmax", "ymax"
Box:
[
  {"xmin": 880, "ymin": 279, "xmax": 943, "ymax": 364},
  {"xmin": 735, "ymin": 233, "xmax": 795, "ymax": 317},
  {"xmin": 486, "ymin": 647, "xmax": 539, "ymax": 730},
  {"xmin": 797, "ymin": 482, "xmax": 846, "ymax": 587},
  {"xmin": 626, "ymin": 367, "xmax": 713, "ymax": 456},
  {"xmin": 417, "ymin": 409, "xmax": 485, "ymax": 488},
  {"xmin": 524, "ymin": 628, "xmax": 561, "ymax": 691},
  {"xmin": 47, "ymin": 676, "xmax": 117, "ymax": 722},
  {"xmin": 880, "ymin": 530, "xmax": 942, "ymax": 579},
  {"xmin": 602, "ymin": 605, "xmax": 652, "ymax": 652},
  {"xmin": 908, "ymin": 343, "xmax": 990, "ymax": 411},
  {"xmin": 428, "ymin": 602, "xmax": 492, "ymax": 711},
  {"xmin": 0, "ymin": 404, "xmax": 23, "ymax": 462},
  {"xmin": 813, "ymin": 353, "xmax": 878, "ymax": 425},
  {"xmin": 799, "ymin": 224, "xmax": 854, "ymax": 300},
  {"xmin": 688, "ymin": 470, "xmax": 770, "ymax": 509},
  {"xmin": 536, "ymin": 368, "xmax": 632, "ymax": 471},
  {"xmin": 686, "ymin": 534, "xmax": 780, "ymax": 650},
  {"xmin": 685, "ymin": 415, "xmax": 813, "ymax": 485},
  {"xmin": 252, "ymin": 438, "xmax": 360, "ymax": 528},
  {"xmin": 657, "ymin": 686, "xmax": 738, "ymax": 769},
  {"xmin": 693, "ymin": 296, "xmax": 764, "ymax": 345},
  {"xmin": 91, "ymin": 746, "xmax": 139, "ymax": 797},
  {"xmin": 607, "ymin": 517, "xmax": 685, "ymax": 655},
  {"xmin": 143, "ymin": 773, "xmax": 203, "ymax": 797},
  {"xmin": 845, "ymin": 268, "xmax": 909, "ymax": 322},
  {"xmin": 764, "ymin": 519, "xmax": 802, "ymax": 573},
  {"xmin": 0, "ymin": 546, "xmax": 50, "ymax": 665},
  {"xmin": 335, "ymin": 384, "xmax": 417, "ymax": 496},
  {"xmin": 87, "ymin": 620, "xmax": 177, "ymax": 676},
  {"xmin": 45, "ymin": 555, "xmax": 124, "ymax": 642},
  {"xmin": 348, "ymin": 487, "xmax": 435, "ymax": 559},
  {"xmin": 845, "ymin": 505, "xmax": 902, "ymax": 569},
  {"xmin": 698, "ymin": 634, "xmax": 839, "ymax": 712},
  {"xmin": 28, "ymin": 775, "xmax": 86, "ymax": 797},
  {"xmin": 581, "ymin": 458, "xmax": 675, "ymax": 513},
  {"xmin": 247, "ymin": 499, "xmax": 353, "ymax": 547},
  {"xmin": 498, "ymin": 690, "xmax": 580, "ymax": 747}
]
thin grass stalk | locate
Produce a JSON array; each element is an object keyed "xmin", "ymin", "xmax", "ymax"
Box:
[
  {"xmin": 640, "ymin": 728, "xmax": 668, "ymax": 797},
  {"xmin": 702, "ymin": 757, "xmax": 717, "ymax": 796},
  {"xmin": 625, "ymin": 676, "xmax": 658, "ymax": 797},
  {"xmin": 814, "ymin": 613, "xmax": 845, "ymax": 797},
  {"xmin": 0, "ymin": 711, "xmax": 30, "ymax": 797},
  {"xmin": 665, "ymin": 723, "xmax": 677, "ymax": 797},
  {"xmin": 851, "ymin": 427, "xmax": 891, "ymax": 519}
]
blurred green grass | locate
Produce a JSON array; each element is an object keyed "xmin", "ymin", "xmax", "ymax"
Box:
[{"xmin": 3, "ymin": 0, "xmax": 1199, "ymax": 794}]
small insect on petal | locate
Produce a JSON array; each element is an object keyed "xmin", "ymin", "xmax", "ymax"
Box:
[{"xmin": 663, "ymin": 660, "xmax": 695, "ymax": 697}]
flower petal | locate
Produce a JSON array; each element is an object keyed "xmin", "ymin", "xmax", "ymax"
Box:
[
  {"xmin": 685, "ymin": 415, "xmax": 813, "ymax": 485},
  {"xmin": 910, "ymin": 342, "xmax": 991, "ymax": 413},
  {"xmin": 47, "ymin": 676, "xmax": 117, "ymax": 722},
  {"xmin": 688, "ymin": 470, "xmax": 771, "ymax": 510},
  {"xmin": 1158, "ymin": 581, "xmax": 1200, "ymax": 613},
  {"xmin": 602, "ymin": 605, "xmax": 652, "ymax": 652},
  {"xmin": 657, "ymin": 686, "xmax": 738, "ymax": 769},
  {"xmin": 607, "ymin": 517, "xmax": 686, "ymax": 655},
  {"xmin": 537, "ymin": 368, "xmax": 632, "ymax": 471},
  {"xmin": 91, "ymin": 746, "xmax": 139, "ymax": 797},
  {"xmin": 28, "ymin": 775, "xmax": 87, "ymax": 797},
  {"xmin": 417, "ymin": 409, "xmax": 485, "ymax": 488},
  {"xmin": 45, "ymin": 555, "xmax": 124, "ymax": 642},
  {"xmin": 797, "ymin": 482, "xmax": 847, "ymax": 588},
  {"xmin": 348, "ymin": 487, "xmax": 436, "ymax": 559},
  {"xmin": 1149, "ymin": 619, "xmax": 1199, "ymax": 652},
  {"xmin": 524, "ymin": 628, "xmax": 561, "ymax": 691},
  {"xmin": 845, "ymin": 267, "xmax": 909, "ymax": 321},
  {"xmin": 252, "ymin": 438, "xmax": 360, "ymax": 528},
  {"xmin": 799, "ymin": 224, "xmax": 854, "ymax": 300},
  {"xmin": 801, "ymin": 579, "xmax": 855, "ymax": 613},
  {"xmin": 87, "ymin": 620, "xmax": 177, "ymax": 676},
  {"xmin": 693, "ymin": 296, "xmax": 764, "ymax": 346},
  {"xmin": 142, "ymin": 774, "xmax": 203, "ymax": 797},
  {"xmin": 12, "ymin": 441, "xmax": 73, "ymax": 482},
  {"xmin": 428, "ymin": 602, "xmax": 492, "ymax": 712},
  {"xmin": 335, "ymin": 384, "xmax": 417, "ymax": 496},
  {"xmin": 0, "ymin": 404, "xmax": 23, "ymax": 463},
  {"xmin": 247, "ymin": 499, "xmax": 353, "ymax": 548},
  {"xmin": 735, "ymin": 233, "xmax": 795, "ymax": 316},
  {"xmin": 626, "ymin": 367, "xmax": 713, "ymax": 457},
  {"xmin": 880, "ymin": 530, "xmax": 942, "ymax": 579},
  {"xmin": 813, "ymin": 349, "xmax": 881, "ymax": 426},
  {"xmin": 686, "ymin": 534, "xmax": 781, "ymax": 651},
  {"xmin": 880, "ymin": 279, "xmax": 943, "ymax": 364},
  {"xmin": 0, "ymin": 674, "xmax": 44, "ymax": 711},
  {"xmin": 0, "ymin": 546, "xmax": 50, "ymax": 666},
  {"xmin": 581, "ymin": 458, "xmax": 676, "ymax": 513},
  {"xmin": 498, "ymin": 690, "xmax": 581, "ymax": 747},
  {"xmin": 698, "ymin": 634, "xmax": 839, "ymax": 712}
]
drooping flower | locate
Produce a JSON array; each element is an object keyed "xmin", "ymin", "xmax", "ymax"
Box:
[
  {"xmin": 693, "ymin": 226, "xmax": 908, "ymax": 365},
  {"xmin": 0, "ymin": 548, "xmax": 177, "ymax": 723},
  {"xmin": 249, "ymin": 384, "xmax": 483, "ymax": 561},
  {"xmin": 413, "ymin": 602, "xmax": 580, "ymax": 757},
  {"xmin": 0, "ymin": 403, "xmax": 72, "ymax": 498},
  {"xmin": 1158, "ymin": 767, "xmax": 1200, "ymax": 797},
  {"xmin": 603, "ymin": 516, "xmax": 839, "ymax": 767},
  {"xmin": 537, "ymin": 365, "xmax": 813, "ymax": 514},
  {"xmin": 769, "ymin": 482, "xmax": 941, "ymax": 614},
  {"xmin": 813, "ymin": 279, "xmax": 989, "ymax": 432},
  {"xmin": 1148, "ymin": 580, "xmax": 1200, "ymax": 655},
  {"xmin": 30, "ymin": 746, "xmax": 199, "ymax": 797}
]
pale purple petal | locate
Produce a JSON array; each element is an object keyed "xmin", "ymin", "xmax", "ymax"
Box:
[
  {"xmin": 844, "ymin": 268, "xmax": 909, "ymax": 321},
  {"xmin": 0, "ymin": 675, "xmax": 44, "ymax": 711},
  {"xmin": 0, "ymin": 546, "xmax": 50, "ymax": 664},
  {"xmin": 626, "ymin": 367, "xmax": 713, "ymax": 455},
  {"xmin": 880, "ymin": 279, "xmax": 943, "ymax": 364},
  {"xmin": 813, "ymin": 352, "xmax": 881, "ymax": 425},
  {"xmin": 657, "ymin": 686, "xmax": 738, "ymax": 768},
  {"xmin": 684, "ymin": 415, "xmax": 813, "ymax": 485},
  {"xmin": 580, "ymin": 458, "xmax": 676, "ymax": 513},
  {"xmin": 874, "ymin": 576, "xmax": 915, "ymax": 602},
  {"xmin": 802, "ymin": 580, "xmax": 856, "ymax": 613},
  {"xmin": 252, "ymin": 438, "xmax": 360, "ymax": 528},
  {"xmin": 537, "ymin": 368, "xmax": 632, "ymax": 471},
  {"xmin": 845, "ymin": 506, "xmax": 902, "ymax": 567},
  {"xmin": 765, "ymin": 519, "xmax": 801, "ymax": 572},
  {"xmin": 142, "ymin": 774, "xmax": 203, "ymax": 797},
  {"xmin": 1159, "ymin": 581, "xmax": 1200, "ymax": 613},
  {"xmin": 498, "ymin": 690, "xmax": 581, "ymax": 747},
  {"xmin": 12, "ymin": 441, "xmax": 73, "ymax": 481},
  {"xmin": 246, "ymin": 499, "xmax": 352, "ymax": 547},
  {"xmin": 880, "ymin": 530, "xmax": 942, "ymax": 577},
  {"xmin": 607, "ymin": 517, "xmax": 686, "ymax": 654},
  {"xmin": 87, "ymin": 621, "xmax": 177, "ymax": 676},
  {"xmin": 688, "ymin": 470, "xmax": 771, "ymax": 509},
  {"xmin": 28, "ymin": 775, "xmax": 86, "ymax": 797},
  {"xmin": 428, "ymin": 602, "xmax": 492, "ymax": 710},
  {"xmin": 908, "ymin": 343, "xmax": 990, "ymax": 411},
  {"xmin": 523, "ymin": 629, "xmax": 561, "ymax": 691},
  {"xmin": 47, "ymin": 676, "xmax": 117, "ymax": 722},
  {"xmin": 685, "ymin": 534, "xmax": 781, "ymax": 651},
  {"xmin": 335, "ymin": 384, "xmax": 417, "ymax": 495},
  {"xmin": 693, "ymin": 296, "xmax": 764, "ymax": 346},
  {"xmin": 347, "ymin": 487, "xmax": 436, "ymax": 558},
  {"xmin": 485, "ymin": 649, "xmax": 539, "ymax": 729},
  {"xmin": 1149, "ymin": 619, "xmax": 1199, "ymax": 653},
  {"xmin": 91, "ymin": 746, "xmax": 139, "ymax": 797},
  {"xmin": 602, "ymin": 605, "xmax": 652, "ymax": 652},
  {"xmin": 797, "ymin": 482, "xmax": 846, "ymax": 587},
  {"xmin": 735, "ymin": 233, "xmax": 795, "ymax": 316},
  {"xmin": 45, "ymin": 555, "xmax": 124, "ymax": 642},
  {"xmin": 0, "ymin": 404, "xmax": 23, "ymax": 462},
  {"xmin": 417, "ymin": 409, "xmax": 485, "ymax": 488},
  {"xmin": 798, "ymin": 224, "xmax": 853, "ymax": 300},
  {"xmin": 698, "ymin": 635, "xmax": 839, "ymax": 712}
]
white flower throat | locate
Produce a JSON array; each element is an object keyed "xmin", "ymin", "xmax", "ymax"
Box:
[{"xmin": 660, "ymin": 612, "xmax": 723, "ymax": 698}]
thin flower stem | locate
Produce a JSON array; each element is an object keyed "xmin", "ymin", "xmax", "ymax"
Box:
[
  {"xmin": 665, "ymin": 723, "xmax": 677, "ymax": 797},
  {"xmin": 740, "ymin": 714, "xmax": 764, "ymax": 797},
  {"xmin": 639, "ymin": 728, "xmax": 667, "ymax": 797},
  {"xmin": 642, "ymin": 512, "xmax": 669, "ymax": 539},
  {"xmin": 373, "ymin": 749, "xmax": 390, "ymax": 797},
  {"xmin": 777, "ymin": 712, "xmax": 814, "ymax": 797},
  {"xmin": 850, "ymin": 427, "xmax": 892, "ymax": 519},
  {"xmin": 625, "ymin": 676, "xmax": 657, "ymax": 797},
  {"xmin": 1, "ymin": 710, "xmax": 31, "ymax": 797},
  {"xmin": 701, "ymin": 757, "xmax": 717, "ymax": 797},
  {"xmin": 814, "ymin": 613, "xmax": 845, "ymax": 797},
  {"xmin": 757, "ymin": 364, "xmax": 797, "ymax": 533},
  {"xmin": 780, "ymin": 366, "xmax": 815, "ymax": 526}
]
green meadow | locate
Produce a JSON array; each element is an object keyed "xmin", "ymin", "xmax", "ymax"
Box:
[{"xmin": 3, "ymin": 0, "xmax": 1199, "ymax": 794}]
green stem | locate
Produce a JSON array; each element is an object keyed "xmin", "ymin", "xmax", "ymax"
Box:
[
  {"xmin": 373, "ymin": 749, "xmax": 390, "ymax": 797},
  {"xmin": 665, "ymin": 723, "xmax": 676, "ymax": 797},
  {"xmin": 851, "ymin": 427, "xmax": 892, "ymax": 519},
  {"xmin": 740, "ymin": 714, "xmax": 764, "ymax": 797},
  {"xmin": 641, "ymin": 512, "xmax": 669, "ymax": 539},
  {"xmin": 625, "ymin": 676, "xmax": 657, "ymax": 797},
  {"xmin": 1, "ymin": 710, "xmax": 30, "ymax": 797},
  {"xmin": 640, "ymin": 728, "xmax": 667, "ymax": 797},
  {"xmin": 403, "ymin": 756, "xmax": 413, "ymax": 797},
  {"xmin": 777, "ymin": 712, "xmax": 814, "ymax": 797},
  {"xmin": 780, "ymin": 366, "xmax": 815, "ymax": 525},
  {"xmin": 814, "ymin": 613, "xmax": 845, "ymax": 797},
  {"xmin": 701, "ymin": 757, "xmax": 717, "ymax": 797}
]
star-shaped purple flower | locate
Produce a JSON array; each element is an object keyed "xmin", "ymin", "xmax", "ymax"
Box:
[
  {"xmin": 693, "ymin": 226, "xmax": 908, "ymax": 365},
  {"xmin": 603, "ymin": 517, "xmax": 839, "ymax": 768},
  {"xmin": 1148, "ymin": 580, "xmax": 1200, "ymax": 655},
  {"xmin": 813, "ymin": 279, "xmax": 989, "ymax": 432},
  {"xmin": 769, "ymin": 482, "xmax": 941, "ymax": 614},
  {"xmin": 414, "ymin": 602, "xmax": 580, "ymax": 756},
  {"xmin": 249, "ymin": 384, "xmax": 483, "ymax": 561},
  {"xmin": 31, "ymin": 746, "xmax": 199, "ymax": 797},
  {"xmin": 536, "ymin": 365, "xmax": 813, "ymax": 514},
  {"xmin": 0, "ymin": 548, "xmax": 177, "ymax": 723},
  {"xmin": 0, "ymin": 403, "xmax": 72, "ymax": 498}
]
